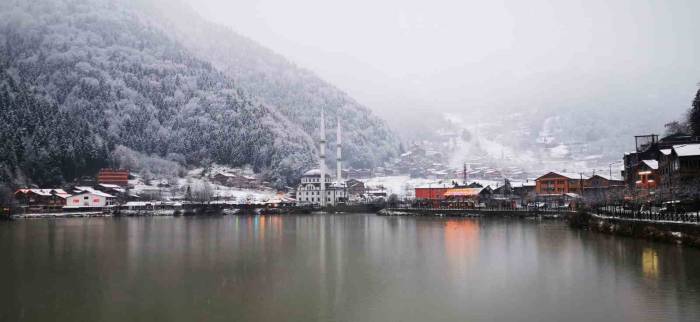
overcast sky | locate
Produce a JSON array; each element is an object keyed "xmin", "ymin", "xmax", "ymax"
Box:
[{"xmin": 185, "ymin": 0, "xmax": 700, "ymax": 120}]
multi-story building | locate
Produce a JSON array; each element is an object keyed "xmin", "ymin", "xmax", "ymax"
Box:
[
  {"xmin": 623, "ymin": 134, "xmax": 700, "ymax": 190},
  {"xmin": 65, "ymin": 190, "xmax": 116, "ymax": 208},
  {"xmin": 535, "ymin": 172, "xmax": 588, "ymax": 195},
  {"xmin": 97, "ymin": 168, "xmax": 129, "ymax": 187},
  {"xmin": 659, "ymin": 144, "xmax": 700, "ymax": 199}
]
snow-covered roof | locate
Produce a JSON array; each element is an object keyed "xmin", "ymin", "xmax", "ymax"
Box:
[
  {"xmin": 302, "ymin": 169, "xmax": 332, "ymax": 177},
  {"xmin": 99, "ymin": 183, "xmax": 121, "ymax": 189},
  {"xmin": 16, "ymin": 189, "xmax": 71, "ymax": 198},
  {"xmin": 72, "ymin": 190, "xmax": 116, "ymax": 198},
  {"xmin": 591, "ymin": 174, "xmax": 623, "ymax": 181},
  {"xmin": 660, "ymin": 149, "xmax": 672, "ymax": 156},
  {"xmin": 303, "ymin": 169, "xmax": 321, "ymax": 176},
  {"xmin": 674, "ymin": 144, "xmax": 700, "ymax": 157},
  {"xmin": 642, "ymin": 160, "xmax": 659, "ymax": 170}
]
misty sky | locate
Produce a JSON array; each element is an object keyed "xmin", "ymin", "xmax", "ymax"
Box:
[{"xmin": 186, "ymin": 0, "xmax": 700, "ymax": 121}]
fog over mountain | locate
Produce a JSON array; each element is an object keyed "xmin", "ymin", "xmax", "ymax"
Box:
[
  {"xmin": 2, "ymin": 0, "xmax": 699, "ymax": 189},
  {"xmin": 189, "ymin": 0, "xmax": 700, "ymax": 172},
  {"xmin": 0, "ymin": 0, "xmax": 398, "ymax": 188}
]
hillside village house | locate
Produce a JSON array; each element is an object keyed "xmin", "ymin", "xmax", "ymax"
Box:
[{"xmin": 211, "ymin": 172, "xmax": 259, "ymax": 188}]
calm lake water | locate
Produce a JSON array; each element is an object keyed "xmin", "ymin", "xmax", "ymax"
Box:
[{"xmin": 1, "ymin": 214, "xmax": 700, "ymax": 322}]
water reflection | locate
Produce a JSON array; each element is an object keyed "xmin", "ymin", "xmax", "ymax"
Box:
[
  {"xmin": 642, "ymin": 248, "xmax": 659, "ymax": 279},
  {"xmin": 1, "ymin": 215, "xmax": 700, "ymax": 322},
  {"xmin": 443, "ymin": 220, "xmax": 479, "ymax": 280}
]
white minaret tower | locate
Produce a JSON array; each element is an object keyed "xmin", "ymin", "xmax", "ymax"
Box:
[
  {"xmin": 336, "ymin": 118, "xmax": 342, "ymax": 184},
  {"xmin": 319, "ymin": 107, "xmax": 327, "ymax": 207}
]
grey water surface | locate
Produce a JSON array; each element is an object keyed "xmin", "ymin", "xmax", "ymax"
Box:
[{"xmin": 1, "ymin": 214, "xmax": 699, "ymax": 322}]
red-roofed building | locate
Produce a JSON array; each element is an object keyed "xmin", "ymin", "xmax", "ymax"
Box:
[{"xmin": 535, "ymin": 172, "xmax": 588, "ymax": 195}]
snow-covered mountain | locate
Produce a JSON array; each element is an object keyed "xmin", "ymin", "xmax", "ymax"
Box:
[{"xmin": 0, "ymin": 0, "xmax": 399, "ymax": 188}]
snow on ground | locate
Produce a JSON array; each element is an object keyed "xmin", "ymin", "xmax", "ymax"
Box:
[{"xmin": 128, "ymin": 165, "xmax": 278, "ymax": 203}]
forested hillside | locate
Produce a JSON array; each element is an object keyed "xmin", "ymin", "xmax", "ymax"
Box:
[
  {"xmin": 0, "ymin": 0, "xmax": 398, "ymax": 189},
  {"xmin": 136, "ymin": 0, "xmax": 400, "ymax": 168}
]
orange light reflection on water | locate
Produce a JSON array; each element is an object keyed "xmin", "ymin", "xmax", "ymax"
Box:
[
  {"xmin": 642, "ymin": 248, "xmax": 659, "ymax": 279},
  {"xmin": 444, "ymin": 220, "xmax": 480, "ymax": 278}
]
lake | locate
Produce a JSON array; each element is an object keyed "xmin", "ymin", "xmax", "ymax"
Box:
[{"xmin": 1, "ymin": 214, "xmax": 700, "ymax": 321}]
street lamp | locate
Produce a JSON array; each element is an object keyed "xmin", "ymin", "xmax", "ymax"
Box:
[{"xmin": 609, "ymin": 161, "xmax": 623, "ymax": 182}]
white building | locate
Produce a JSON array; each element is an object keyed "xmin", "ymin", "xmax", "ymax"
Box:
[
  {"xmin": 296, "ymin": 169, "xmax": 346, "ymax": 206},
  {"xmin": 65, "ymin": 190, "xmax": 116, "ymax": 208}
]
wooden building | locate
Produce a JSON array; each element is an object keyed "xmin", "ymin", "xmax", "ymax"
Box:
[{"xmin": 14, "ymin": 189, "xmax": 71, "ymax": 210}]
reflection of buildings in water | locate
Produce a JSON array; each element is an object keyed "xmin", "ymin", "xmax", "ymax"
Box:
[
  {"xmin": 255, "ymin": 216, "xmax": 284, "ymax": 242},
  {"xmin": 444, "ymin": 220, "xmax": 480, "ymax": 279},
  {"xmin": 642, "ymin": 248, "xmax": 659, "ymax": 279}
]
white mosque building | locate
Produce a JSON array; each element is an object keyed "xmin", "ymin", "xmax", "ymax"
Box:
[{"xmin": 296, "ymin": 108, "xmax": 347, "ymax": 207}]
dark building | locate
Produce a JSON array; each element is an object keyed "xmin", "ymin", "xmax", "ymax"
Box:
[
  {"xmin": 14, "ymin": 189, "xmax": 71, "ymax": 210},
  {"xmin": 583, "ymin": 175, "xmax": 625, "ymax": 203},
  {"xmin": 346, "ymin": 179, "xmax": 366, "ymax": 196},
  {"xmin": 623, "ymin": 134, "xmax": 700, "ymax": 191},
  {"xmin": 659, "ymin": 144, "xmax": 700, "ymax": 200}
]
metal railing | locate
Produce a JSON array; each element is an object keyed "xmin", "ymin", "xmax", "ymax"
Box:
[
  {"xmin": 594, "ymin": 205, "xmax": 700, "ymax": 223},
  {"xmin": 387, "ymin": 204, "xmax": 575, "ymax": 214}
]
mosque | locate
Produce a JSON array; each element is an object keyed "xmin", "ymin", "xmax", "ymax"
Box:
[{"xmin": 295, "ymin": 108, "xmax": 347, "ymax": 206}]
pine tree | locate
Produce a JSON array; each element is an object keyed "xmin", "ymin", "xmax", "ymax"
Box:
[{"xmin": 691, "ymin": 86, "xmax": 700, "ymax": 136}]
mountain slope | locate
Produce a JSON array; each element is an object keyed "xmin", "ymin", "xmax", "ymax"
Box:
[
  {"xmin": 136, "ymin": 0, "xmax": 400, "ymax": 168},
  {"xmin": 0, "ymin": 0, "xmax": 320, "ymax": 187}
]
